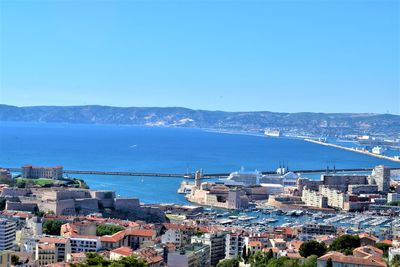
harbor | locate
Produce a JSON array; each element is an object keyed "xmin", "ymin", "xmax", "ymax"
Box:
[{"xmin": 305, "ymin": 138, "xmax": 400, "ymax": 163}]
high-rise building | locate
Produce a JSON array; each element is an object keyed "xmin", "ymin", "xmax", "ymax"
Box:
[
  {"xmin": 372, "ymin": 165, "xmax": 391, "ymax": 193},
  {"xmin": 191, "ymin": 232, "xmax": 227, "ymax": 266},
  {"xmin": 0, "ymin": 219, "xmax": 16, "ymax": 250}
]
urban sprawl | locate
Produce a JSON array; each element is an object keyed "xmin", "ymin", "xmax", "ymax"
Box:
[{"xmin": 0, "ymin": 164, "xmax": 400, "ymax": 267}]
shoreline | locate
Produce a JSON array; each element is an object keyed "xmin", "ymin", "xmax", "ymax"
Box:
[{"xmin": 305, "ymin": 139, "xmax": 400, "ymax": 163}]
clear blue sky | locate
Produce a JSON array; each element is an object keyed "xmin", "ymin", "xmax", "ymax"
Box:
[{"xmin": 0, "ymin": 0, "xmax": 399, "ymax": 114}]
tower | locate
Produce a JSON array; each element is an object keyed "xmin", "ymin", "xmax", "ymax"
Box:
[
  {"xmin": 195, "ymin": 170, "xmax": 202, "ymax": 188},
  {"xmin": 372, "ymin": 165, "xmax": 390, "ymax": 193}
]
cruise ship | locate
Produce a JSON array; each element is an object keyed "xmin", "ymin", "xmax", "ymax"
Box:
[
  {"xmin": 264, "ymin": 129, "xmax": 281, "ymax": 137},
  {"xmin": 372, "ymin": 146, "xmax": 385, "ymax": 155}
]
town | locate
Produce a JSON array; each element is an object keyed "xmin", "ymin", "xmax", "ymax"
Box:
[{"xmin": 0, "ymin": 164, "xmax": 400, "ymax": 267}]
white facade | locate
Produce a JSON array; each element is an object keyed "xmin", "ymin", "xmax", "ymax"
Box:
[
  {"xmin": 161, "ymin": 229, "xmax": 182, "ymax": 247},
  {"xmin": 70, "ymin": 236, "xmax": 101, "ymax": 253},
  {"xmin": 0, "ymin": 219, "xmax": 16, "ymax": 250}
]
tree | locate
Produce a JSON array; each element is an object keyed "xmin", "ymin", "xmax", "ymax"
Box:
[
  {"xmin": 11, "ymin": 255, "xmax": 20, "ymax": 266},
  {"xmin": 301, "ymin": 255, "xmax": 317, "ymax": 267},
  {"xmin": 376, "ymin": 242, "xmax": 391, "ymax": 258},
  {"xmin": 71, "ymin": 253, "xmax": 147, "ymax": 267},
  {"xmin": 216, "ymin": 258, "xmax": 240, "ymax": 267},
  {"xmin": 326, "ymin": 258, "xmax": 333, "ymax": 267},
  {"xmin": 96, "ymin": 224, "xmax": 124, "ymax": 236},
  {"xmin": 329, "ymin": 235, "xmax": 360, "ymax": 255},
  {"xmin": 266, "ymin": 249, "xmax": 274, "ymax": 261},
  {"xmin": 43, "ymin": 219, "xmax": 63, "ymax": 235},
  {"xmin": 391, "ymin": 255, "xmax": 400, "ymax": 267},
  {"xmin": 299, "ymin": 240, "xmax": 327, "ymax": 257},
  {"xmin": 242, "ymin": 245, "xmax": 249, "ymax": 263}
]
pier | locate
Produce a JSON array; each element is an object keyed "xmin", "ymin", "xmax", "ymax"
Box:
[
  {"xmin": 304, "ymin": 139, "xmax": 400, "ymax": 163},
  {"xmin": 5, "ymin": 167, "xmax": 400, "ymax": 179}
]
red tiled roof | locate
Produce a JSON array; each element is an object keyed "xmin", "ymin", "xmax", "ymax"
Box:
[
  {"xmin": 249, "ymin": 241, "xmax": 262, "ymax": 247},
  {"xmin": 111, "ymin": 247, "xmax": 134, "ymax": 257},
  {"xmin": 100, "ymin": 230, "xmax": 125, "ymax": 243},
  {"xmin": 359, "ymin": 233, "xmax": 379, "ymax": 242},
  {"xmin": 379, "ymin": 239, "xmax": 392, "ymax": 246},
  {"xmin": 318, "ymin": 252, "xmax": 386, "ymax": 267},
  {"xmin": 124, "ymin": 229, "xmax": 155, "ymax": 238}
]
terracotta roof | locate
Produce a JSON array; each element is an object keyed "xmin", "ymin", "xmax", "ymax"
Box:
[
  {"xmin": 249, "ymin": 241, "xmax": 262, "ymax": 247},
  {"xmin": 286, "ymin": 252, "xmax": 303, "ymax": 259},
  {"xmin": 379, "ymin": 239, "xmax": 392, "ymax": 246},
  {"xmin": 125, "ymin": 229, "xmax": 155, "ymax": 237},
  {"xmin": 111, "ymin": 247, "xmax": 134, "ymax": 257},
  {"xmin": 100, "ymin": 230, "xmax": 125, "ymax": 243},
  {"xmin": 359, "ymin": 233, "xmax": 379, "ymax": 242},
  {"xmin": 69, "ymin": 252, "xmax": 86, "ymax": 258},
  {"xmin": 146, "ymin": 255, "xmax": 163, "ymax": 264},
  {"xmin": 288, "ymin": 240, "xmax": 303, "ymax": 250},
  {"xmin": 318, "ymin": 252, "xmax": 386, "ymax": 267},
  {"xmin": 353, "ymin": 246, "xmax": 383, "ymax": 256}
]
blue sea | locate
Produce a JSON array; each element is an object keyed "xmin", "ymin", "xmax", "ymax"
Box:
[{"xmin": 1, "ymin": 122, "xmax": 399, "ymax": 204}]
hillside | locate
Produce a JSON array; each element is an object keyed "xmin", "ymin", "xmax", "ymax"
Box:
[{"xmin": 0, "ymin": 105, "xmax": 399, "ymax": 137}]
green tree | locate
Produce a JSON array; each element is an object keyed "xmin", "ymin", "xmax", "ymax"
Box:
[
  {"xmin": 376, "ymin": 242, "xmax": 391, "ymax": 258},
  {"xmin": 217, "ymin": 258, "xmax": 240, "ymax": 267},
  {"xmin": 299, "ymin": 240, "xmax": 327, "ymax": 258},
  {"xmin": 267, "ymin": 257, "xmax": 300, "ymax": 267},
  {"xmin": 329, "ymin": 235, "xmax": 360, "ymax": 255},
  {"xmin": 71, "ymin": 253, "xmax": 146, "ymax": 267},
  {"xmin": 43, "ymin": 219, "xmax": 63, "ymax": 235},
  {"xmin": 96, "ymin": 224, "xmax": 125, "ymax": 236},
  {"xmin": 326, "ymin": 258, "xmax": 333, "ymax": 267},
  {"xmin": 11, "ymin": 255, "xmax": 20, "ymax": 266},
  {"xmin": 242, "ymin": 245, "xmax": 248, "ymax": 263},
  {"xmin": 391, "ymin": 255, "xmax": 400, "ymax": 267},
  {"xmin": 301, "ymin": 255, "xmax": 317, "ymax": 267},
  {"xmin": 266, "ymin": 249, "xmax": 274, "ymax": 261}
]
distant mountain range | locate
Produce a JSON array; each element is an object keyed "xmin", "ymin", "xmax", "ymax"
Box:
[{"xmin": 1, "ymin": 104, "xmax": 399, "ymax": 137}]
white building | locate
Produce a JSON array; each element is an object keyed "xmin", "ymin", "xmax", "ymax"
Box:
[
  {"xmin": 0, "ymin": 218, "xmax": 16, "ymax": 250},
  {"xmin": 191, "ymin": 232, "xmax": 227, "ymax": 266},
  {"xmin": 167, "ymin": 243, "xmax": 211, "ymax": 267},
  {"xmin": 70, "ymin": 236, "xmax": 101, "ymax": 253},
  {"xmin": 388, "ymin": 193, "xmax": 400, "ymax": 203},
  {"xmin": 389, "ymin": 247, "xmax": 400, "ymax": 262},
  {"xmin": 225, "ymin": 233, "xmax": 246, "ymax": 259}
]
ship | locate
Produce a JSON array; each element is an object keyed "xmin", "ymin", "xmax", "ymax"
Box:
[
  {"xmin": 264, "ymin": 129, "xmax": 281, "ymax": 137},
  {"xmin": 371, "ymin": 146, "xmax": 385, "ymax": 155}
]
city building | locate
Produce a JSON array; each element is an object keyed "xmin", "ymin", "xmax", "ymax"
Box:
[
  {"xmin": 302, "ymin": 187, "xmax": 328, "ymax": 208},
  {"xmin": 348, "ymin": 184, "xmax": 378, "ymax": 195},
  {"xmin": 124, "ymin": 229, "xmax": 156, "ymax": 250},
  {"xmin": 319, "ymin": 186, "xmax": 346, "ymax": 209},
  {"xmin": 167, "ymin": 243, "xmax": 211, "ymax": 267},
  {"xmin": 300, "ymin": 223, "xmax": 336, "ymax": 240},
  {"xmin": 0, "ymin": 219, "xmax": 16, "ymax": 251},
  {"xmin": 191, "ymin": 232, "xmax": 227, "ymax": 266},
  {"xmin": 70, "ymin": 236, "xmax": 101, "ymax": 253},
  {"xmin": 22, "ymin": 165, "xmax": 63, "ymax": 179},
  {"xmin": 225, "ymin": 232, "xmax": 246, "ymax": 259},
  {"xmin": 35, "ymin": 242, "xmax": 57, "ymax": 266},
  {"xmin": 371, "ymin": 165, "xmax": 391, "ymax": 193},
  {"xmin": 388, "ymin": 193, "xmax": 400, "ymax": 203},
  {"xmin": 39, "ymin": 237, "xmax": 71, "ymax": 262}
]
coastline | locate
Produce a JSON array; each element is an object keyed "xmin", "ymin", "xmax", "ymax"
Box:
[{"xmin": 305, "ymin": 139, "xmax": 400, "ymax": 163}]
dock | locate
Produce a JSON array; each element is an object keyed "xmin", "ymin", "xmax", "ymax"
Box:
[{"xmin": 304, "ymin": 139, "xmax": 400, "ymax": 163}]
